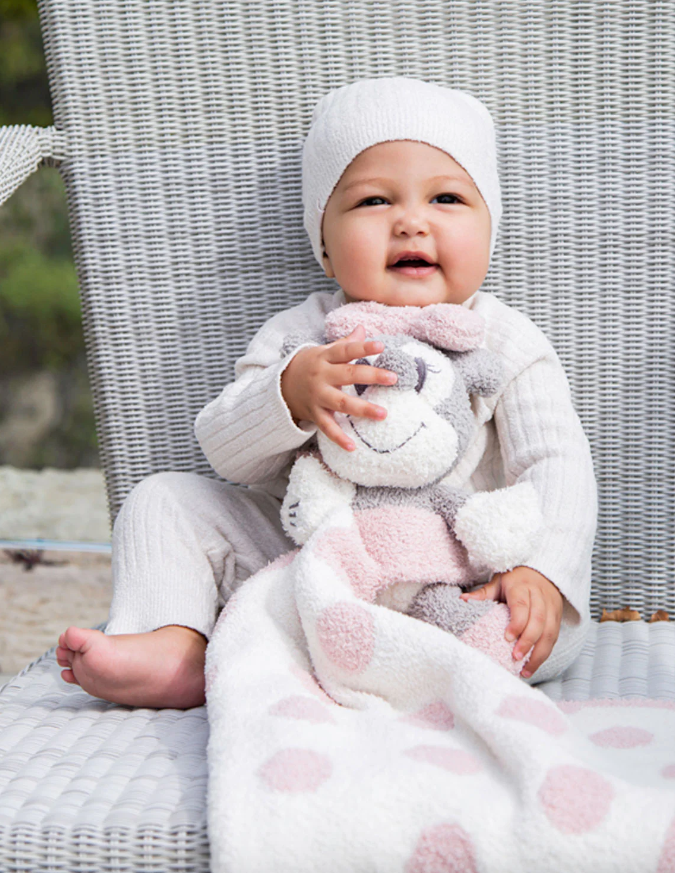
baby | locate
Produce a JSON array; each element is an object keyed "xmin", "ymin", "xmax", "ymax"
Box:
[{"xmin": 56, "ymin": 77, "xmax": 597, "ymax": 708}]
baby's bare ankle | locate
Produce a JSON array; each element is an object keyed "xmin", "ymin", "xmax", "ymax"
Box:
[{"xmin": 152, "ymin": 625, "xmax": 207, "ymax": 647}]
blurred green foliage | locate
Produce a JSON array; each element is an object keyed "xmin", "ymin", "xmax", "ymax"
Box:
[
  {"xmin": 0, "ymin": 0, "xmax": 97, "ymax": 466},
  {"xmin": 0, "ymin": 0, "xmax": 52, "ymax": 128}
]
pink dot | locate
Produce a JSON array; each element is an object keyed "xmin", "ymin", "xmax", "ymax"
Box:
[
  {"xmin": 258, "ymin": 748, "xmax": 332, "ymax": 793},
  {"xmin": 205, "ymin": 665, "xmax": 218, "ymax": 695},
  {"xmin": 269, "ymin": 695, "xmax": 335, "ymax": 724},
  {"xmin": 658, "ymin": 814, "xmax": 675, "ymax": 873},
  {"xmin": 289, "ymin": 663, "xmax": 337, "ymax": 704},
  {"xmin": 538, "ymin": 765, "xmax": 614, "ymax": 834},
  {"xmin": 662, "ymin": 764, "xmax": 675, "ymax": 779},
  {"xmin": 406, "ymin": 822, "xmax": 478, "ymax": 873},
  {"xmin": 405, "ymin": 745, "xmax": 482, "ymax": 775},
  {"xmin": 589, "ymin": 726, "xmax": 654, "ymax": 749},
  {"xmin": 402, "ymin": 702, "xmax": 455, "ymax": 731},
  {"xmin": 266, "ymin": 550, "xmax": 298, "ymax": 571},
  {"xmin": 315, "ymin": 602, "xmax": 375, "ymax": 674},
  {"xmin": 497, "ymin": 695, "xmax": 568, "ymax": 736},
  {"xmin": 315, "ymin": 527, "xmax": 381, "ymax": 602}
]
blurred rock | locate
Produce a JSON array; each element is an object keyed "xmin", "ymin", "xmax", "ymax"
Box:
[{"xmin": 0, "ymin": 465, "xmax": 110, "ymax": 542}]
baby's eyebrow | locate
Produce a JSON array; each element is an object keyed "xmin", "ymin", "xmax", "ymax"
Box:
[{"xmin": 342, "ymin": 174, "xmax": 470, "ymax": 193}]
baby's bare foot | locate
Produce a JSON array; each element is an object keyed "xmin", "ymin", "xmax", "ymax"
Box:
[{"xmin": 56, "ymin": 625, "xmax": 207, "ymax": 708}]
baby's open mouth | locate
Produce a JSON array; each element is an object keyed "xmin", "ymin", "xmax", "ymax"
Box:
[{"xmin": 388, "ymin": 256, "xmax": 438, "ymax": 275}]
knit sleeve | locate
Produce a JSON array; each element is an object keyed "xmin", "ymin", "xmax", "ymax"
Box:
[
  {"xmin": 193, "ymin": 293, "xmax": 338, "ymax": 485},
  {"xmin": 492, "ymin": 352, "xmax": 598, "ymax": 623}
]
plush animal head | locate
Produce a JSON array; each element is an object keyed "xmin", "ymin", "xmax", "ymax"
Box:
[{"xmin": 315, "ymin": 301, "xmax": 503, "ymax": 489}]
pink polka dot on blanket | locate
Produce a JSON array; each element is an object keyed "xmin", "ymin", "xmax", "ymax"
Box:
[
  {"xmin": 405, "ymin": 745, "xmax": 482, "ymax": 774},
  {"xmin": 538, "ymin": 765, "xmax": 614, "ymax": 834},
  {"xmin": 316, "ymin": 602, "xmax": 375, "ymax": 674},
  {"xmin": 269, "ymin": 695, "xmax": 336, "ymax": 724},
  {"xmin": 662, "ymin": 764, "xmax": 675, "ymax": 779},
  {"xmin": 497, "ymin": 695, "xmax": 568, "ymax": 736},
  {"xmin": 402, "ymin": 702, "xmax": 455, "ymax": 731},
  {"xmin": 204, "ymin": 664, "xmax": 218, "ymax": 695},
  {"xmin": 406, "ymin": 822, "xmax": 478, "ymax": 873},
  {"xmin": 258, "ymin": 748, "xmax": 332, "ymax": 793},
  {"xmin": 289, "ymin": 663, "xmax": 337, "ymax": 704},
  {"xmin": 589, "ymin": 725, "xmax": 654, "ymax": 748},
  {"xmin": 657, "ymin": 814, "xmax": 675, "ymax": 873}
]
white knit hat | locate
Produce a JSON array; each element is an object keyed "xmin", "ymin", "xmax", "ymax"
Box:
[{"xmin": 302, "ymin": 77, "xmax": 502, "ymax": 268}]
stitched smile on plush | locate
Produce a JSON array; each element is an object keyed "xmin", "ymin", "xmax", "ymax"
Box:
[
  {"xmin": 318, "ymin": 339, "xmax": 459, "ymax": 488},
  {"xmin": 348, "ymin": 419, "xmax": 426, "ymax": 454}
]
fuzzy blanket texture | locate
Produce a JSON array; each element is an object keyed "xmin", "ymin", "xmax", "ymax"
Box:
[{"xmin": 205, "ymin": 506, "xmax": 675, "ymax": 873}]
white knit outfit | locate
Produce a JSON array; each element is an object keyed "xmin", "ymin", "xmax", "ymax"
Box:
[{"xmin": 106, "ymin": 286, "xmax": 597, "ymax": 686}]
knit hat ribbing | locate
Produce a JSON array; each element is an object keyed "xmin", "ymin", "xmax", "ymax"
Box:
[{"xmin": 302, "ymin": 77, "xmax": 502, "ymax": 268}]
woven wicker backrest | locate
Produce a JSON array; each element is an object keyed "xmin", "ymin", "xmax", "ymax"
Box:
[{"xmin": 7, "ymin": 0, "xmax": 674, "ymax": 618}]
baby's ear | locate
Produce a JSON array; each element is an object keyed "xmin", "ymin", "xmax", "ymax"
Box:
[{"xmin": 448, "ymin": 348, "xmax": 503, "ymax": 397}]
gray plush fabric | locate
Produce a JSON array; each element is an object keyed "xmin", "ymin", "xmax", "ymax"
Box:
[
  {"xmin": 429, "ymin": 485, "xmax": 470, "ymax": 525},
  {"xmin": 373, "ymin": 347, "xmax": 419, "ymax": 391},
  {"xmin": 432, "ymin": 375, "xmax": 478, "ymax": 469},
  {"xmin": 407, "ymin": 582, "xmax": 495, "ymax": 637},
  {"xmin": 353, "ymin": 482, "xmax": 466, "ymax": 513},
  {"xmin": 445, "ymin": 348, "xmax": 503, "ymax": 397}
]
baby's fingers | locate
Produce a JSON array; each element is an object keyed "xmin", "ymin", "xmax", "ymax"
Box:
[
  {"xmin": 315, "ymin": 409, "xmax": 355, "ymax": 452},
  {"xmin": 324, "ymin": 387, "xmax": 387, "ymax": 422},
  {"xmin": 326, "ymin": 329, "xmax": 385, "ymax": 366},
  {"xmin": 511, "ymin": 590, "xmax": 546, "ymax": 663}
]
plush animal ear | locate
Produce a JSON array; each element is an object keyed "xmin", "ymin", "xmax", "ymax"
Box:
[
  {"xmin": 281, "ymin": 329, "xmax": 325, "ymax": 357},
  {"xmin": 447, "ymin": 348, "xmax": 503, "ymax": 397}
]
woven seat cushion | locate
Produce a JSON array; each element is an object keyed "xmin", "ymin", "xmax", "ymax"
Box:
[
  {"xmin": 0, "ymin": 633, "xmax": 210, "ymax": 872},
  {"xmin": 1, "ymin": 621, "xmax": 674, "ymax": 870}
]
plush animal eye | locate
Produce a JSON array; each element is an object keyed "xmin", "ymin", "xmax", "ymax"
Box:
[
  {"xmin": 414, "ymin": 357, "xmax": 427, "ymax": 393},
  {"xmin": 354, "ymin": 358, "xmax": 370, "ymax": 396}
]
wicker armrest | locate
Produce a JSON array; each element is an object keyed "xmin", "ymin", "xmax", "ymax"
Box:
[{"xmin": 0, "ymin": 124, "xmax": 68, "ymax": 206}]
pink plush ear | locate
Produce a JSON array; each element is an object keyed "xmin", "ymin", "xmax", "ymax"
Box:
[{"xmin": 324, "ymin": 301, "xmax": 484, "ymax": 351}]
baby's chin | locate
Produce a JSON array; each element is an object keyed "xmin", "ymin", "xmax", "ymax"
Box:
[{"xmin": 341, "ymin": 282, "xmax": 473, "ymax": 308}]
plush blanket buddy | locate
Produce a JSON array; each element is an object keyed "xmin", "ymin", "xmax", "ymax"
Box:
[{"xmin": 280, "ymin": 300, "xmax": 543, "ymax": 676}]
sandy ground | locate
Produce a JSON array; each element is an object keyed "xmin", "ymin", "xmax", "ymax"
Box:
[{"xmin": 0, "ymin": 549, "xmax": 112, "ymax": 682}]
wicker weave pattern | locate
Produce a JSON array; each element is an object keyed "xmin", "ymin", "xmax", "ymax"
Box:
[
  {"xmin": 4, "ymin": 2, "xmax": 675, "ymax": 614},
  {"xmin": 25, "ymin": 0, "xmax": 673, "ymax": 620},
  {"xmin": 0, "ymin": 125, "xmax": 66, "ymax": 205},
  {"xmin": 0, "ymin": 641, "xmax": 209, "ymax": 872}
]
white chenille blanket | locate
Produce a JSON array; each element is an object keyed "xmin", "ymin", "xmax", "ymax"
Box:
[{"xmin": 205, "ymin": 506, "xmax": 675, "ymax": 873}]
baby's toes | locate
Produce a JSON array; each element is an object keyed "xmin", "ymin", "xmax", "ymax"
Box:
[{"xmin": 60, "ymin": 668, "xmax": 80, "ymax": 686}]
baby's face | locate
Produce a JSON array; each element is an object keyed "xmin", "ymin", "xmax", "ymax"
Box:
[{"xmin": 321, "ymin": 140, "xmax": 491, "ymax": 307}]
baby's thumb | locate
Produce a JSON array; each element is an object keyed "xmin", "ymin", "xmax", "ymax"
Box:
[{"xmin": 461, "ymin": 578, "xmax": 499, "ymax": 601}]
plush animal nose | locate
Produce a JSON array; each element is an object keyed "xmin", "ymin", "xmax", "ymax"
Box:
[{"xmin": 374, "ymin": 349, "xmax": 419, "ymax": 391}]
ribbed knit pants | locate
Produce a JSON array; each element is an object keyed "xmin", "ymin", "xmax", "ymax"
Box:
[
  {"xmin": 104, "ymin": 471, "xmax": 589, "ymax": 685},
  {"xmin": 105, "ymin": 472, "xmax": 294, "ymax": 641}
]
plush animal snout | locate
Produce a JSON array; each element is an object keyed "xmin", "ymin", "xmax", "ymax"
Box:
[{"xmin": 356, "ymin": 349, "xmax": 425, "ymax": 394}]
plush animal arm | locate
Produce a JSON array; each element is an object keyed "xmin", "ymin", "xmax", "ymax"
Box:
[
  {"xmin": 429, "ymin": 485, "xmax": 470, "ymax": 526},
  {"xmin": 281, "ymin": 453, "xmax": 356, "ymax": 545},
  {"xmin": 452, "ymin": 481, "xmax": 544, "ymax": 573}
]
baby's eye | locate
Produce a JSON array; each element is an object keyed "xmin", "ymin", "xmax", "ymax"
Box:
[
  {"xmin": 358, "ymin": 197, "xmax": 387, "ymax": 207},
  {"xmin": 433, "ymin": 193, "xmax": 462, "ymax": 204}
]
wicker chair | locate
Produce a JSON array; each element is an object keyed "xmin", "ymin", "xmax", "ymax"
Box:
[{"xmin": 1, "ymin": 0, "xmax": 674, "ymax": 868}]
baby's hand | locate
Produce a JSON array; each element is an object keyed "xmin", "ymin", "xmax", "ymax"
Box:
[
  {"xmin": 281, "ymin": 324, "xmax": 398, "ymax": 451},
  {"xmin": 460, "ymin": 566, "xmax": 563, "ymax": 678}
]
